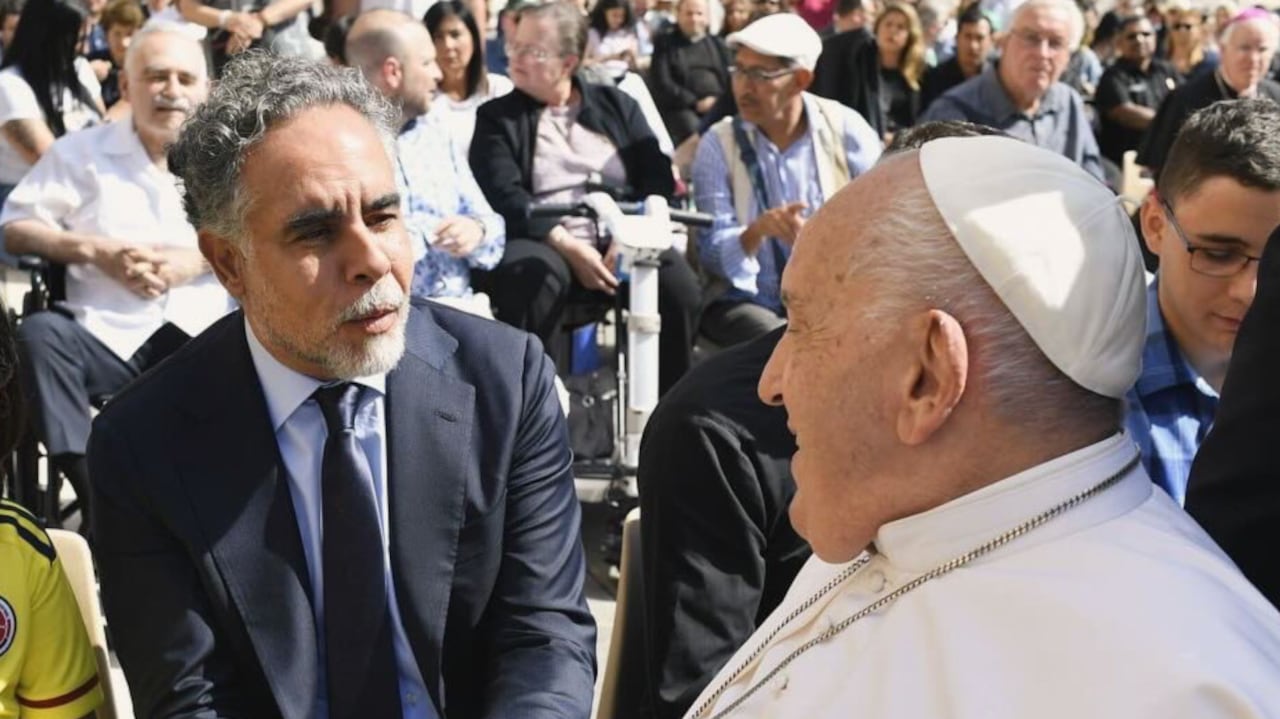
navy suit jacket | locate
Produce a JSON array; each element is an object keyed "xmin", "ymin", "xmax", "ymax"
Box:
[{"xmin": 89, "ymin": 300, "xmax": 597, "ymax": 718}]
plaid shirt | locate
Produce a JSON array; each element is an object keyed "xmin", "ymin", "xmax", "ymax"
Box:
[
  {"xmin": 397, "ymin": 112, "xmax": 505, "ymax": 299},
  {"xmin": 1123, "ymin": 281, "xmax": 1219, "ymax": 505}
]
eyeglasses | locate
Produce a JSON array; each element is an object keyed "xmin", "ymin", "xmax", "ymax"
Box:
[
  {"xmin": 1172, "ymin": 22, "xmax": 1197, "ymax": 30},
  {"xmin": 1010, "ymin": 28, "xmax": 1069, "ymax": 52},
  {"xmin": 729, "ymin": 64, "xmax": 798, "ymax": 83},
  {"xmin": 505, "ymin": 42, "xmax": 561, "ymax": 62},
  {"xmin": 1159, "ymin": 196, "xmax": 1262, "ymax": 277},
  {"xmin": 1124, "ymin": 30, "xmax": 1155, "ymax": 40}
]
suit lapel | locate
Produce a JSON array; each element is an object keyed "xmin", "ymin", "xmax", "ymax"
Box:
[
  {"xmin": 175, "ymin": 314, "xmax": 320, "ymax": 719},
  {"xmin": 386, "ymin": 305, "xmax": 474, "ymax": 711}
]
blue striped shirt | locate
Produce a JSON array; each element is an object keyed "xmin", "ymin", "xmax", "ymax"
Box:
[
  {"xmin": 397, "ymin": 112, "xmax": 505, "ymax": 299},
  {"xmin": 1123, "ymin": 280, "xmax": 1219, "ymax": 505}
]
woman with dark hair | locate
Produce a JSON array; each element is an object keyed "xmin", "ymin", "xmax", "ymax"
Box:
[
  {"xmin": 0, "ymin": 0, "xmax": 103, "ymax": 212},
  {"xmin": 586, "ymin": 0, "xmax": 651, "ymax": 76},
  {"xmin": 427, "ymin": 0, "xmax": 513, "ymax": 151}
]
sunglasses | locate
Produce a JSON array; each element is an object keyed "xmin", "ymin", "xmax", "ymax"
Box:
[{"xmin": 1172, "ymin": 22, "xmax": 1197, "ymax": 30}]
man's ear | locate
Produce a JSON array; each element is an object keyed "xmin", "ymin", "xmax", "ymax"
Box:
[
  {"xmin": 117, "ymin": 67, "xmax": 130, "ymax": 100},
  {"xmin": 895, "ymin": 309, "xmax": 968, "ymax": 446},
  {"xmin": 381, "ymin": 55, "xmax": 404, "ymax": 93},
  {"xmin": 793, "ymin": 67, "xmax": 814, "ymax": 92},
  {"xmin": 1138, "ymin": 190, "xmax": 1166, "ymax": 257},
  {"xmin": 198, "ymin": 230, "xmax": 247, "ymax": 302}
]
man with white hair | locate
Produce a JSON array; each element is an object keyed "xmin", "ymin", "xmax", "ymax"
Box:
[
  {"xmin": 692, "ymin": 12, "xmax": 881, "ymax": 347},
  {"xmin": 1138, "ymin": 6, "xmax": 1280, "ymax": 175},
  {"xmin": 683, "ymin": 137, "xmax": 1280, "ymax": 718},
  {"xmin": 921, "ymin": 0, "xmax": 1105, "ymax": 181},
  {"xmin": 1, "ymin": 22, "xmax": 230, "ymax": 535}
]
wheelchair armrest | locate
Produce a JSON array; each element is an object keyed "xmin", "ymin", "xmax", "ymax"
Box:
[{"xmin": 16, "ymin": 255, "xmax": 49, "ymax": 274}]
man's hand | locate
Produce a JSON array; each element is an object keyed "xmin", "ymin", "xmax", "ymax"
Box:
[
  {"xmin": 550, "ymin": 227, "xmax": 619, "ymax": 294},
  {"xmin": 695, "ymin": 96, "xmax": 718, "ymax": 114},
  {"xmin": 154, "ymin": 247, "xmax": 209, "ymax": 290},
  {"xmin": 434, "ymin": 216, "xmax": 485, "ymax": 258},
  {"xmin": 741, "ymin": 201, "xmax": 807, "ymax": 255},
  {"xmin": 93, "ymin": 242, "xmax": 167, "ymax": 299},
  {"xmin": 225, "ymin": 11, "xmax": 264, "ymax": 38}
]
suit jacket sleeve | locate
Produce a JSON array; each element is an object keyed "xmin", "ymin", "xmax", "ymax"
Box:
[
  {"xmin": 638, "ymin": 409, "xmax": 784, "ymax": 719},
  {"xmin": 480, "ymin": 332, "xmax": 598, "ymax": 718},
  {"xmin": 1186, "ymin": 230, "xmax": 1280, "ymax": 610},
  {"xmin": 90, "ymin": 415, "xmax": 259, "ymax": 719}
]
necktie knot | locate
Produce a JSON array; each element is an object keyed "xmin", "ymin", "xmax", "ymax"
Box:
[{"xmin": 313, "ymin": 383, "xmax": 363, "ymax": 433}]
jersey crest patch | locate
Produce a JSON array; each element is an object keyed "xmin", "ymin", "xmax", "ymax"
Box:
[{"xmin": 0, "ymin": 595, "xmax": 13, "ymax": 656}]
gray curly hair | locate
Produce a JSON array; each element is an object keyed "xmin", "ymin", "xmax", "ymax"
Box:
[{"xmin": 168, "ymin": 51, "xmax": 400, "ymax": 245}]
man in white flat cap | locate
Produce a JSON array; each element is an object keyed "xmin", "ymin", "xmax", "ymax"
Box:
[
  {"xmin": 691, "ymin": 12, "xmax": 881, "ymax": 347},
  {"xmin": 683, "ymin": 136, "xmax": 1280, "ymax": 719}
]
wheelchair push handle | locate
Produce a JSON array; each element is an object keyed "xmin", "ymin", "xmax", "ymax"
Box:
[{"xmin": 528, "ymin": 202, "xmax": 714, "ymax": 228}]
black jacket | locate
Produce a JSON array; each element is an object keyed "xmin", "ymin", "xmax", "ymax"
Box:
[
  {"xmin": 638, "ymin": 327, "xmax": 810, "ymax": 719},
  {"xmin": 811, "ymin": 28, "xmax": 885, "ymax": 136},
  {"xmin": 648, "ymin": 29, "xmax": 731, "ymax": 111},
  {"xmin": 1186, "ymin": 228, "xmax": 1280, "ymax": 611},
  {"xmin": 471, "ymin": 77, "xmax": 676, "ymax": 241}
]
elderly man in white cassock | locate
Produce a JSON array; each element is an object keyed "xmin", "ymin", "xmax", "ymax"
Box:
[{"xmin": 683, "ymin": 136, "xmax": 1280, "ymax": 719}]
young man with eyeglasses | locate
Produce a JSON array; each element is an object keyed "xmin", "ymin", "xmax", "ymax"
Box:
[
  {"xmin": 691, "ymin": 12, "xmax": 880, "ymax": 347},
  {"xmin": 920, "ymin": 0, "xmax": 1105, "ymax": 181},
  {"xmin": 1126, "ymin": 98, "xmax": 1280, "ymax": 506},
  {"xmin": 1095, "ymin": 14, "xmax": 1179, "ymax": 166}
]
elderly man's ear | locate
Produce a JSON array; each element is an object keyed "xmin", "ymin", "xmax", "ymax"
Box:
[{"xmin": 895, "ymin": 309, "xmax": 968, "ymax": 445}]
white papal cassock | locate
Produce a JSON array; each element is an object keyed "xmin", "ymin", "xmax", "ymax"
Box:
[{"xmin": 685, "ymin": 434, "xmax": 1280, "ymax": 718}]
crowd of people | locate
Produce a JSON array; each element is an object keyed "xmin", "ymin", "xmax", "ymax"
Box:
[{"xmin": 0, "ymin": 0, "xmax": 1279, "ymax": 715}]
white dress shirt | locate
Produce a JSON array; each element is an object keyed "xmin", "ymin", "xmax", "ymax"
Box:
[
  {"xmin": 687, "ymin": 433, "xmax": 1280, "ymax": 718},
  {"xmin": 245, "ymin": 321, "xmax": 435, "ymax": 718},
  {"xmin": 0, "ymin": 119, "xmax": 231, "ymax": 360}
]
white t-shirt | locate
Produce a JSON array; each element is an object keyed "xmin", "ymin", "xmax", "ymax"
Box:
[
  {"xmin": 430, "ymin": 73, "xmax": 513, "ymax": 154},
  {"xmin": 0, "ymin": 58, "xmax": 103, "ymax": 185}
]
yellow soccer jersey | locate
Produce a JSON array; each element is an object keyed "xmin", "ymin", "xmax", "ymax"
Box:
[{"xmin": 0, "ymin": 501, "xmax": 102, "ymax": 719}]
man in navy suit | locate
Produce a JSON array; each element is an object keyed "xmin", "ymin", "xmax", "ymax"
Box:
[{"xmin": 87, "ymin": 52, "xmax": 596, "ymax": 719}]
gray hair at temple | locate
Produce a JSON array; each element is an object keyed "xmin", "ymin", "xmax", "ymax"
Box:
[
  {"xmin": 167, "ymin": 51, "xmax": 400, "ymax": 246},
  {"xmin": 848, "ymin": 152, "xmax": 1121, "ymax": 437}
]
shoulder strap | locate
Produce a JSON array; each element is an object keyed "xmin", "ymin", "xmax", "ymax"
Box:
[{"xmin": 728, "ymin": 117, "xmax": 789, "ymax": 279}]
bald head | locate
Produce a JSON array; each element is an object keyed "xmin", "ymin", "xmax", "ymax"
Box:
[
  {"xmin": 345, "ymin": 9, "xmax": 439, "ymax": 120},
  {"xmin": 346, "ymin": 9, "xmax": 417, "ymax": 77}
]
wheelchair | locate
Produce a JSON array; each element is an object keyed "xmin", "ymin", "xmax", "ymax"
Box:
[{"xmin": 4, "ymin": 256, "xmax": 104, "ymax": 530}]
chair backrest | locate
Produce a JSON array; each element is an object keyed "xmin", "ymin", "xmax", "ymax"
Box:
[
  {"xmin": 47, "ymin": 529, "xmax": 120, "ymax": 719},
  {"xmin": 596, "ymin": 508, "xmax": 648, "ymax": 719}
]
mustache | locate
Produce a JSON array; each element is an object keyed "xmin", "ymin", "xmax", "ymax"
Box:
[
  {"xmin": 152, "ymin": 94, "xmax": 193, "ymax": 113},
  {"xmin": 338, "ymin": 278, "xmax": 408, "ymax": 323}
]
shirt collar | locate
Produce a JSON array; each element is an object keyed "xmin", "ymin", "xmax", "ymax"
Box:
[
  {"xmin": 243, "ymin": 318, "xmax": 386, "ymax": 432},
  {"xmin": 1134, "ymin": 279, "xmax": 1219, "ymax": 399},
  {"xmin": 103, "ymin": 117, "xmax": 148, "ymax": 158},
  {"xmin": 979, "ymin": 64, "xmax": 1066, "ymax": 121},
  {"xmin": 738, "ymin": 93, "xmax": 823, "ymax": 151},
  {"xmin": 873, "ymin": 433, "xmax": 1150, "ymax": 572}
]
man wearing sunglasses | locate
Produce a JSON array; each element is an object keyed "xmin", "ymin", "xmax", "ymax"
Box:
[
  {"xmin": 1095, "ymin": 14, "xmax": 1179, "ymax": 167},
  {"xmin": 1126, "ymin": 98, "xmax": 1280, "ymax": 506}
]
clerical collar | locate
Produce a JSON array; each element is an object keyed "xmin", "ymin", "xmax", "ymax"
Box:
[{"xmin": 873, "ymin": 433, "xmax": 1151, "ymax": 572}]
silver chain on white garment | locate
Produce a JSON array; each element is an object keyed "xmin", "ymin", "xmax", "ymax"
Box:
[{"xmin": 690, "ymin": 454, "xmax": 1143, "ymax": 719}]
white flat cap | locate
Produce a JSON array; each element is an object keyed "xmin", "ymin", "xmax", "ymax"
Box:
[
  {"xmin": 918, "ymin": 136, "xmax": 1146, "ymax": 399},
  {"xmin": 725, "ymin": 13, "xmax": 823, "ymax": 71}
]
